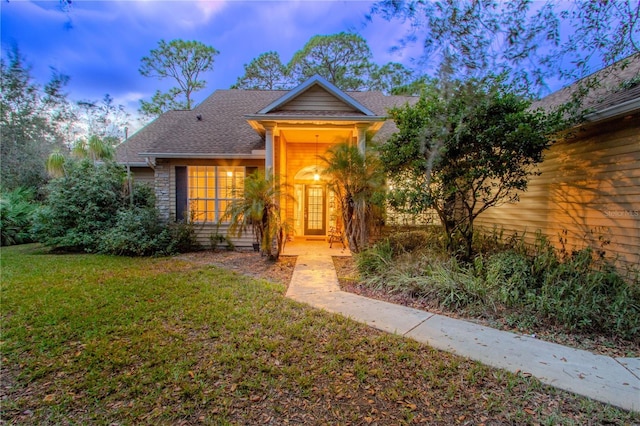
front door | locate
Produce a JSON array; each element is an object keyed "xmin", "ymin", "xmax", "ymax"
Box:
[{"xmin": 304, "ymin": 185, "xmax": 326, "ymax": 235}]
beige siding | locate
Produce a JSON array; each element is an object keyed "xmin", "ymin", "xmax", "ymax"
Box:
[
  {"xmin": 130, "ymin": 167, "xmax": 155, "ymax": 186},
  {"xmin": 475, "ymin": 114, "xmax": 640, "ymax": 270},
  {"xmin": 277, "ymin": 86, "xmax": 359, "ymax": 112}
]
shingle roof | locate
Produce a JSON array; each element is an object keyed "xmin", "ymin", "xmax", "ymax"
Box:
[
  {"xmin": 532, "ymin": 53, "xmax": 640, "ymax": 116},
  {"xmin": 116, "ymin": 86, "xmax": 416, "ymax": 160},
  {"xmin": 116, "ymin": 110, "xmax": 189, "ymax": 164}
]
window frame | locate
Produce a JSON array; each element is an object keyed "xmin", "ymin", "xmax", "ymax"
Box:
[{"xmin": 187, "ymin": 166, "xmax": 245, "ymax": 223}]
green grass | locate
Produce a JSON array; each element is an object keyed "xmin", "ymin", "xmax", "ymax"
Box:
[{"xmin": 2, "ymin": 244, "xmax": 638, "ymax": 425}]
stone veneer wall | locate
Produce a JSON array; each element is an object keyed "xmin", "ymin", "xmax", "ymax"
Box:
[{"xmin": 154, "ymin": 160, "xmax": 171, "ymax": 223}]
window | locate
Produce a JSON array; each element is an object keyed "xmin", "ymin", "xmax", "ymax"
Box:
[{"xmin": 187, "ymin": 166, "xmax": 245, "ymax": 222}]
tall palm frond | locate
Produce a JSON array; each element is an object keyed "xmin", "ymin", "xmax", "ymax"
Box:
[
  {"xmin": 225, "ymin": 170, "xmax": 292, "ymax": 260},
  {"xmin": 46, "ymin": 149, "xmax": 67, "ymax": 178},
  {"xmin": 321, "ymin": 143, "xmax": 385, "ymax": 252}
]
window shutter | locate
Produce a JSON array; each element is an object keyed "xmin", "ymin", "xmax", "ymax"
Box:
[{"xmin": 175, "ymin": 166, "xmax": 188, "ymax": 221}]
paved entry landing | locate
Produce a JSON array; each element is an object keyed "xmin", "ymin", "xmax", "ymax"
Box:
[{"xmin": 283, "ymin": 239, "xmax": 640, "ymax": 412}]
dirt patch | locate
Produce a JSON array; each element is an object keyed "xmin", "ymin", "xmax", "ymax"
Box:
[{"xmin": 178, "ymin": 250, "xmax": 296, "ymax": 286}]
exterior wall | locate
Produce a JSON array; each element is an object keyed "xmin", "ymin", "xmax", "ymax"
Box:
[
  {"xmin": 154, "ymin": 158, "xmax": 263, "ymax": 248},
  {"xmin": 279, "ymin": 85, "xmax": 358, "ymax": 112},
  {"xmin": 129, "ymin": 167, "xmax": 155, "ymax": 186},
  {"xmin": 475, "ymin": 114, "xmax": 640, "ymax": 270}
]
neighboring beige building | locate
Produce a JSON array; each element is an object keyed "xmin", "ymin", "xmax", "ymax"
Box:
[{"xmin": 475, "ymin": 55, "xmax": 640, "ymax": 270}]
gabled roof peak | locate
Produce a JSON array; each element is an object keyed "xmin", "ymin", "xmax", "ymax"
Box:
[{"xmin": 257, "ymin": 74, "xmax": 376, "ymax": 116}]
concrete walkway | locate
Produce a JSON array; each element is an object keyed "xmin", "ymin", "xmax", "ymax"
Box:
[{"xmin": 282, "ymin": 240, "xmax": 640, "ymax": 412}]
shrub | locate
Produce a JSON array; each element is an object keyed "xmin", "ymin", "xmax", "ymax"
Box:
[
  {"xmin": 164, "ymin": 219, "xmax": 202, "ymax": 254},
  {"xmin": 486, "ymin": 251, "xmax": 536, "ymax": 307},
  {"xmin": 387, "ymin": 230, "xmax": 432, "ymax": 254},
  {"xmin": 356, "ymin": 239, "xmax": 393, "ymax": 277},
  {"xmin": 535, "ymin": 247, "xmax": 640, "ymax": 339},
  {"xmin": 361, "ymin": 228, "xmax": 640, "ymax": 342},
  {"xmin": 33, "ymin": 160, "xmax": 129, "ymax": 252},
  {"xmin": 0, "ymin": 187, "xmax": 37, "ymax": 246},
  {"xmin": 99, "ymin": 207, "xmax": 171, "ymax": 256}
]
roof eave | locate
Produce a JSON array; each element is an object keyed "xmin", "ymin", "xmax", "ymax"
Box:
[
  {"xmin": 245, "ymin": 114, "xmax": 387, "ymax": 122},
  {"xmin": 117, "ymin": 161, "xmax": 148, "ymax": 167},
  {"xmin": 139, "ymin": 152, "xmax": 265, "ymax": 159},
  {"xmin": 585, "ymin": 97, "xmax": 640, "ymax": 122},
  {"xmin": 256, "ymin": 75, "xmax": 377, "ymax": 116}
]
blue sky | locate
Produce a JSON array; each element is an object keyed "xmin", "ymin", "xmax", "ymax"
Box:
[{"xmin": 1, "ymin": 0, "xmax": 420, "ymax": 126}]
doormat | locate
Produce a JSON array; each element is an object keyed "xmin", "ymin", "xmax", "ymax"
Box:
[{"xmin": 306, "ymin": 238, "xmax": 326, "ymax": 241}]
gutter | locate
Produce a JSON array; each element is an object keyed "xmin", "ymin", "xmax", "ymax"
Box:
[
  {"xmin": 244, "ymin": 114, "xmax": 387, "ymax": 122},
  {"xmin": 585, "ymin": 97, "xmax": 640, "ymax": 122},
  {"xmin": 139, "ymin": 152, "xmax": 266, "ymax": 159},
  {"xmin": 118, "ymin": 162, "xmax": 148, "ymax": 167}
]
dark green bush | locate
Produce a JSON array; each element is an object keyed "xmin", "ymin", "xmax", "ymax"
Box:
[
  {"xmin": 99, "ymin": 207, "xmax": 171, "ymax": 256},
  {"xmin": 362, "ymin": 227, "xmax": 640, "ymax": 342},
  {"xmin": 534, "ymin": 248, "xmax": 640, "ymax": 340},
  {"xmin": 486, "ymin": 251, "xmax": 536, "ymax": 307},
  {"xmin": 165, "ymin": 219, "xmax": 203, "ymax": 254},
  {"xmin": 33, "ymin": 160, "xmax": 128, "ymax": 252},
  {"xmin": 33, "ymin": 159, "xmax": 201, "ymax": 256},
  {"xmin": 0, "ymin": 187, "xmax": 37, "ymax": 246}
]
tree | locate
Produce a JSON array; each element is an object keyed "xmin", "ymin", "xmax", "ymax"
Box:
[
  {"xmin": 369, "ymin": 62, "xmax": 415, "ymax": 94},
  {"xmin": 380, "ymin": 77, "xmax": 558, "ymax": 259},
  {"xmin": 232, "ymin": 51, "xmax": 291, "ymax": 90},
  {"xmin": 225, "ymin": 171, "xmax": 292, "ymax": 260},
  {"xmin": 139, "ymin": 39, "xmax": 219, "ymax": 116},
  {"xmin": 1, "ymin": 45, "xmax": 71, "ymax": 191},
  {"xmin": 321, "ymin": 143, "xmax": 385, "ymax": 253},
  {"xmin": 288, "ymin": 32, "xmax": 376, "ymax": 90},
  {"xmin": 370, "ymin": 0, "xmax": 640, "ymax": 93},
  {"xmin": 74, "ymin": 94, "xmax": 130, "ymax": 144},
  {"xmin": 234, "ymin": 33, "xmax": 420, "ymax": 93}
]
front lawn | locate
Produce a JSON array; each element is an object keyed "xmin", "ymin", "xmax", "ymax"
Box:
[{"xmin": 2, "ymin": 244, "xmax": 637, "ymax": 424}]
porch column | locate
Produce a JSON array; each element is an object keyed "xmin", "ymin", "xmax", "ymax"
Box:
[
  {"xmin": 264, "ymin": 123, "xmax": 276, "ymax": 177},
  {"xmin": 356, "ymin": 124, "xmax": 368, "ymax": 155}
]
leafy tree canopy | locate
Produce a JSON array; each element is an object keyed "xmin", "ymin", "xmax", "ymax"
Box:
[
  {"xmin": 233, "ymin": 32, "xmax": 416, "ymax": 93},
  {"xmin": 380, "ymin": 76, "xmax": 561, "ymax": 258},
  {"xmin": 231, "ymin": 51, "xmax": 289, "ymax": 90},
  {"xmin": 370, "ymin": 0, "xmax": 639, "ymax": 94},
  {"xmin": 1, "ymin": 45, "xmax": 71, "ymax": 191},
  {"xmin": 288, "ymin": 32, "xmax": 375, "ymax": 90},
  {"xmin": 139, "ymin": 39, "xmax": 219, "ymax": 117}
]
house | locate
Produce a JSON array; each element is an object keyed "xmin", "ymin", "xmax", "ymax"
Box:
[
  {"xmin": 116, "ymin": 75, "xmax": 416, "ymax": 246},
  {"xmin": 119, "ymin": 58, "xmax": 639, "ymax": 268},
  {"xmin": 475, "ymin": 54, "xmax": 640, "ymax": 270}
]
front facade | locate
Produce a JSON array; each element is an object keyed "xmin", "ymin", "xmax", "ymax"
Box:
[
  {"xmin": 118, "ymin": 63, "xmax": 639, "ymax": 268},
  {"xmin": 117, "ymin": 75, "xmax": 415, "ymax": 246}
]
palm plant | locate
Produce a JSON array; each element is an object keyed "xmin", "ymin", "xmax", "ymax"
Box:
[
  {"xmin": 225, "ymin": 171, "xmax": 292, "ymax": 260},
  {"xmin": 47, "ymin": 135, "xmax": 115, "ymax": 178},
  {"xmin": 321, "ymin": 143, "xmax": 385, "ymax": 253},
  {"xmin": 0, "ymin": 187, "xmax": 37, "ymax": 246},
  {"xmin": 46, "ymin": 149, "xmax": 67, "ymax": 178}
]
